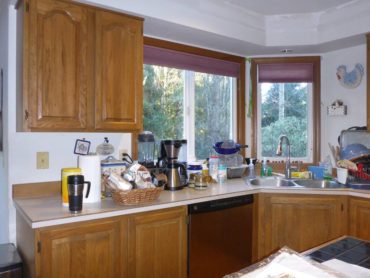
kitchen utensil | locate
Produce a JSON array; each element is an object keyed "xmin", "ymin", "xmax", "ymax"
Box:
[
  {"xmin": 336, "ymin": 167, "xmax": 348, "ymax": 184},
  {"xmin": 67, "ymin": 175, "xmax": 91, "ymax": 213},
  {"xmin": 61, "ymin": 168, "xmax": 81, "ymax": 207},
  {"xmin": 137, "ymin": 131, "xmax": 156, "ymax": 168},
  {"xmin": 158, "ymin": 140, "xmax": 187, "ymax": 190},
  {"xmin": 340, "ymin": 143, "xmax": 370, "ymax": 161},
  {"xmin": 213, "ymin": 140, "xmax": 248, "ymax": 155}
]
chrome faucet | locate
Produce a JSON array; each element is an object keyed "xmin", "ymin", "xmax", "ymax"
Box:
[{"xmin": 276, "ymin": 135, "xmax": 291, "ymax": 179}]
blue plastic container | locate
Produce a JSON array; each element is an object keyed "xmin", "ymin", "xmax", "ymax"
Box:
[{"xmin": 308, "ymin": 166, "xmax": 325, "ymax": 179}]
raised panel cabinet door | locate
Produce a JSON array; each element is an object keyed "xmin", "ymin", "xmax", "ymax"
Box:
[
  {"xmin": 260, "ymin": 194, "xmax": 347, "ymax": 257},
  {"xmin": 349, "ymin": 197, "xmax": 370, "ymax": 241},
  {"xmin": 26, "ymin": 0, "xmax": 90, "ymax": 130},
  {"xmin": 94, "ymin": 10, "xmax": 143, "ymax": 131},
  {"xmin": 37, "ymin": 218, "xmax": 126, "ymax": 278},
  {"xmin": 127, "ymin": 207, "xmax": 187, "ymax": 278}
]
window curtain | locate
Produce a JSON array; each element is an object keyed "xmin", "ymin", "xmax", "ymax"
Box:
[
  {"xmin": 144, "ymin": 45, "xmax": 240, "ymax": 77},
  {"xmin": 258, "ymin": 63, "xmax": 314, "ymax": 83}
]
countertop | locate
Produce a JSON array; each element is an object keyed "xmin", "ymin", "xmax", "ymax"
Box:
[{"xmin": 14, "ymin": 178, "xmax": 370, "ymax": 229}]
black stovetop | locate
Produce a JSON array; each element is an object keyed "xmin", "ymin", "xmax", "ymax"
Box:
[{"xmin": 307, "ymin": 237, "xmax": 370, "ymax": 269}]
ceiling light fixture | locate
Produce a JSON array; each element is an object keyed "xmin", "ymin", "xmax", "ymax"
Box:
[{"xmin": 281, "ymin": 49, "xmax": 293, "ymax": 54}]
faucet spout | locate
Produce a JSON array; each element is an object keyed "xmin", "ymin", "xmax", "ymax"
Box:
[{"xmin": 276, "ymin": 135, "xmax": 291, "ymax": 179}]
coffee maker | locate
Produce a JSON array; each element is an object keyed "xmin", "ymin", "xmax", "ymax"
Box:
[{"xmin": 158, "ymin": 140, "xmax": 187, "ymax": 190}]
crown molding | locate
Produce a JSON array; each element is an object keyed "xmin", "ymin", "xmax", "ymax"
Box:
[{"xmin": 77, "ymin": 0, "xmax": 370, "ymax": 54}]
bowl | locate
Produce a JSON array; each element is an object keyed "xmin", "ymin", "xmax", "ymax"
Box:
[
  {"xmin": 213, "ymin": 141, "xmax": 241, "ymax": 155},
  {"xmin": 340, "ymin": 143, "xmax": 370, "ymax": 161}
]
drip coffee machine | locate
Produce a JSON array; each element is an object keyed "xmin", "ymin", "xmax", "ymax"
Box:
[{"xmin": 158, "ymin": 140, "xmax": 187, "ymax": 190}]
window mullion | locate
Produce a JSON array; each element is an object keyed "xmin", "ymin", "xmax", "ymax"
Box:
[{"xmin": 184, "ymin": 71, "xmax": 196, "ymax": 161}]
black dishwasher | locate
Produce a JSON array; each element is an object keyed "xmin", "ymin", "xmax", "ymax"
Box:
[{"xmin": 188, "ymin": 195, "xmax": 253, "ymax": 278}]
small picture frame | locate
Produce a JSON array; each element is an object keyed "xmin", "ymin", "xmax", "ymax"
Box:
[{"xmin": 74, "ymin": 139, "xmax": 91, "ymax": 155}]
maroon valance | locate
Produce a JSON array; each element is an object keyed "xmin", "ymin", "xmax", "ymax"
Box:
[
  {"xmin": 144, "ymin": 45, "xmax": 241, "ymax": 77},
  {"xmin": 258, "ymin": 63, "xmax": 314, "ymax": 83}
]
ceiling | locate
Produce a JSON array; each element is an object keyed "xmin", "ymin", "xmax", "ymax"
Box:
[
  {"xmin": 79, "ymin": 0, "xmax": 369, "ymax": 56},
  {"xmin": 222, "ymin": 0, "xmax": 355, "ymax": 15}
]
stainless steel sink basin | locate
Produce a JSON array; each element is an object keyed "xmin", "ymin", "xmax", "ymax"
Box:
[
  {"xmin": 293, "ymin": 179, "xmax": 346, "ymax": 188},
  {"xmin": 247, "ymin": 177, "xmax": 347, "ymax": 189},
  {"xmin": 248, "ymin": 177, "xmax": 297, "ymax": 187}
]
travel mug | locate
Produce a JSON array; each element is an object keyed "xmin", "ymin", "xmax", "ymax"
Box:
[{"xmin": 67, "ymin": 175, "xmax": 91, "ymax": 213}]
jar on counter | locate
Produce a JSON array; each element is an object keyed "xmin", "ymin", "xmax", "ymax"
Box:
[
  {"xmin": 187, "ymin": 162, "xmax": 203, "ymax": 187},
  {"xmin": 62, "ymin": 168, "xmax": 82, "ymax": 207},
  {"xmin": 209, "ymin": 155, "xmax": 219, "ymax": 181}
]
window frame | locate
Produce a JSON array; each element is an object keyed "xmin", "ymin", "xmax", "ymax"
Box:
[
  {"xmin": 133, "ymin": 37, "xmax": 246, "ymax": 159},
  {"xmin": 250, "ymin": 56, "xmax": 321, "ymax": 164}
]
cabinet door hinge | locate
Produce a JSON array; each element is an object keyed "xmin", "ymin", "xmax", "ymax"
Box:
[
  {"xmin": 186, "ymin": 215, "xmax": 190, "ymax": 225},
  {"xmin": 25, "ymin": 2, "xmax": 29, "ymax": 12},
  {"xmin": 24, "ymin": 109, "xmax": 29, "ymax": 120},
  {"xmin": 37, "ymin": 241, "xmax": 41, "ymax": 253}
]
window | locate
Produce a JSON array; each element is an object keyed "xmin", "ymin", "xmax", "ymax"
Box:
[
  {"xmin": 143, "ymin": 38, "xmax": 245, "ymax": 160},
  {"xmin": 251, "ymin": 57, "xmax": 321, "ymax": 163}
]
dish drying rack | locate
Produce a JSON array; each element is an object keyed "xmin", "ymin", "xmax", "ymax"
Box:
[{"xmin": 348, "ymin": 163, "xmax": 370, "ymax": 181}]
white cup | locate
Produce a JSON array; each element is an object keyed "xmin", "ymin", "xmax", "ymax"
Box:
[{"xmin": 336, "ymin": 167, "xmax": 348, "ymax": 184}]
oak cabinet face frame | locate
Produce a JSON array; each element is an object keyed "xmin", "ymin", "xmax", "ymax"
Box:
[
  {"xmin": 18, "ymin": 0, "xmax": 143, "ymax": 132},
  {"xmin": 349, "ymin": 197, "xmax": 370, "ymax": 241},
  {"xmin": 17, "ymin": 206, "xmax": 187, "ymax": 278},
  {"xmin": 255, "ymin": 194, "xmax": 348, "ymax": 260}
]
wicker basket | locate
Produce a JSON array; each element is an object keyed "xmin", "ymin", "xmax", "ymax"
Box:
[{"xmin": 106, "ymin": 181, "xmax": 163, "ymax": 205}]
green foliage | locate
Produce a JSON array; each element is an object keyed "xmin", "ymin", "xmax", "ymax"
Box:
[
  {"xmin": 194, "ymin": 73, "xmax": 232, "ymax": 159},
  {"xmin": 261, "ymin": 83, "xmax": 307, "ymax": 127},
  {"xmin": 261, "ymin": 83, "xmax": 309, "ymax": 158},
  {"xmin": 262, "ymin": 117, "xmax": 308, "ymax": 158},
  {"xmin": 143, "ymin": 65, "xmax": 184, "ymax": 140},
  {"xmin": 143, "ymin": 65, "xmax": 234, "ymax": 160}
]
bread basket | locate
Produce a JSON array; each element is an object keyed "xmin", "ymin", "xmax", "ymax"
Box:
[{"xmin": 106, "ymin": 180, "xmax": 163, "ymax": 205}]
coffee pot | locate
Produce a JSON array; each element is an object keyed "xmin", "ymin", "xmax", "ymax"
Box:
[{"xmin": 158, "ymin": 140, "xmax": 187, "ymax": 190}]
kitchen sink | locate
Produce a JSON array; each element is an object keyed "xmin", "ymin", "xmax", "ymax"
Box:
[
  {"xmin": 293, "ymin": 179, "xmax": 346, "ymax": 188},
  {"xmin": 248, "ymin": 177, "xmax": 297, "ymax": 187},
  {"xmin": 247, "ymin": 177, "xmax": 347, "ymax": 189}
]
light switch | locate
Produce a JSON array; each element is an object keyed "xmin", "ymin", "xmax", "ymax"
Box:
[{"xmin": 37, "ymin": 152, "xmax": 49, "ymax": 169}]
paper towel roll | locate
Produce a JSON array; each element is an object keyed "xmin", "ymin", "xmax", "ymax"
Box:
[{"xmin": 78, "ymin": 155, "xmax": 101, "ymax": 203}]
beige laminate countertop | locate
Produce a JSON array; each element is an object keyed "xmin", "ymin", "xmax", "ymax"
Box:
[{"xmin": 14, "ymin": 178, "xmax": 370, "ymax": 229}]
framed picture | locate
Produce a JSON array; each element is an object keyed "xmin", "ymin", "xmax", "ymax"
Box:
[{"xmin": 74, "ymin": 139, "xmax": 91, "ymax": 155}]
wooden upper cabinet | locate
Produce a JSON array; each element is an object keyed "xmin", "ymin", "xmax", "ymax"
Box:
[
  {"xmin": 37, "ymin": 217, "xmax": 127, "ymax": 278},
  {"xmin": 94, "ymin": 10, "xmax": 143, "ymax": 131},
  {"xmin": 25, "ymin": 0, "xmax": 90, "ymax": 130},
  {"xmin": 19, "ymin": 0, "xmax": 143, "ymax": 131}
]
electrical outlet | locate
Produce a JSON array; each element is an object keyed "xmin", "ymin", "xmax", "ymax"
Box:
[
  {"xmin": 37, "ymin": 152, "xmax": 49, "ymax": 169},
  {"xmin": 119, "ymin": 149, "xmax": 128, "ymax": 160}
]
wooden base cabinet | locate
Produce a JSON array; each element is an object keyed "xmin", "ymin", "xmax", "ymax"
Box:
[
  {"xmin": 17, "ymin": 206, "xmax": 187, "ymax": 278},
  {"xmin": 255, "ymin": 194, "xmax": 347, "ymax": 260},
  {"xmin": 128, "ymin": 206, "xmax": 188, "ymax": 278},
  {"xmin": 349, "ymin": 197, "xmax": 370, "ymax": 241},
  {"xmin": 17, "ymin": 0, "xmax": 143, "ymax": 132}
]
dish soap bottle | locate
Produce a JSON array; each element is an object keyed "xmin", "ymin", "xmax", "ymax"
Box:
[
  {"xmin": 248, "ymin": 160, "xmax": 255, "ymax": 179},
  {"xmin": 260, "ymin": 158, "xmax": 268, "ymax": 177}
]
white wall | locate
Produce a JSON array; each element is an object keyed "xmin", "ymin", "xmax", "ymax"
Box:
[
  {"xmin": 321, "ymin": 44, "xmax": 367, "ymax": 160},
  {"xmin": 6, "ymin": 6, "xmax": 132, "ymax": 243},
  {"xmin": 0, "ymin": 0, "xmax": 10, "ymax": 244}
]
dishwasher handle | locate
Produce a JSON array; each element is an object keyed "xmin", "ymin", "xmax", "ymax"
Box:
[{"xmin": 188, "ymin": 195, "xmax": 253, "ymax": 214}]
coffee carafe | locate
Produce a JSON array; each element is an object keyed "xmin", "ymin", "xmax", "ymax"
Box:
[{"xmin": 160, "ymin": 140, "xmax": 187, "ymax": 190}]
